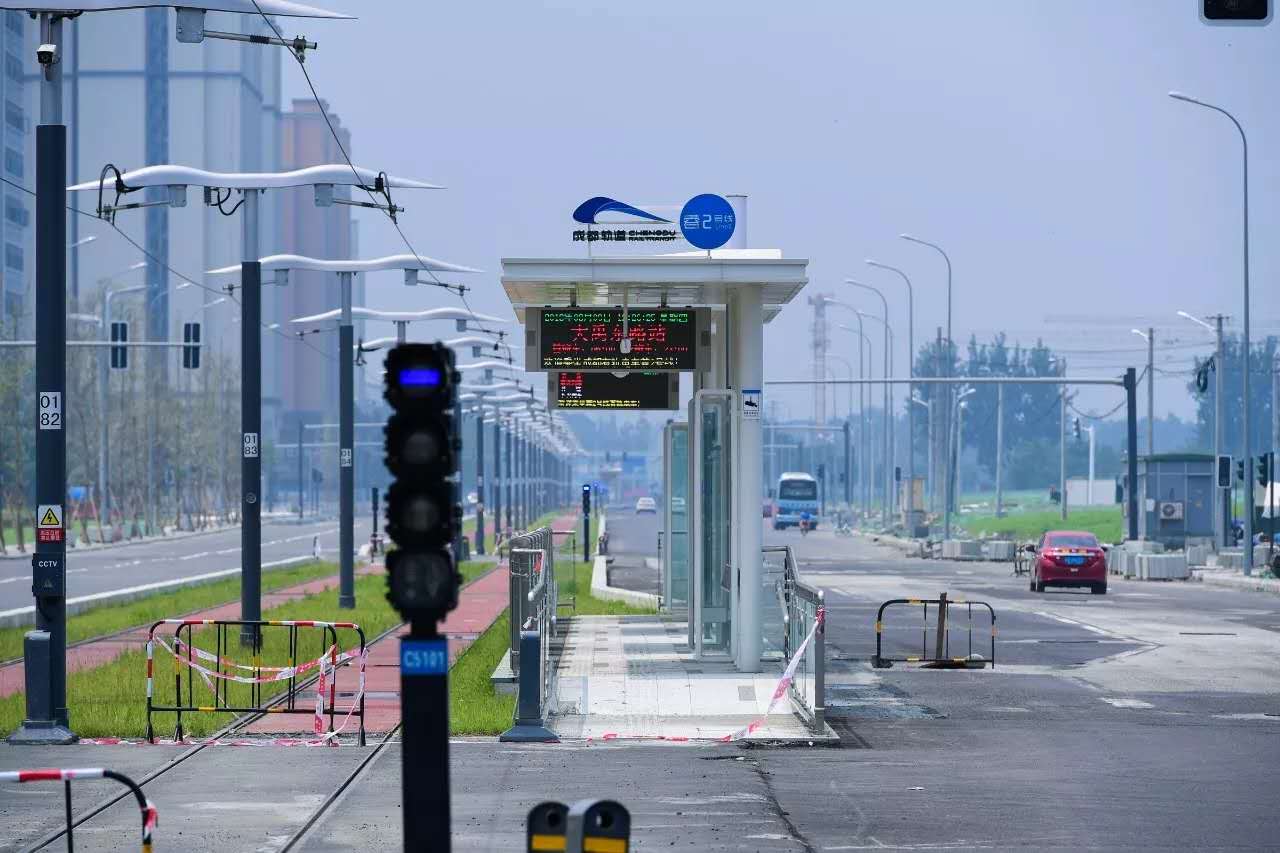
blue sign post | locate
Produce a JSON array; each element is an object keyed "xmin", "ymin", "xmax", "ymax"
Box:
[{"xmin": 679, "ymin": 194, "xmax": 736, "ymax": 250}]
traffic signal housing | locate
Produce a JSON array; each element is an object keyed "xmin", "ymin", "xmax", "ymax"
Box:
[
  {"xmin": 182, "ymin": 322, "xmax": 201, "ymax": 370},
  {"xmin": 1203, "ymin": 0, "xmax": 1270, "ymax": 22},
  {"xmin": 1217, "ymin": 455, "xmax": 1233, "ymax": 489},
  {"xmin": 1259, "ymin": 453, "xmax": 1274, "ymax": 488},
  {"xmin": 383, "ymin": 343, "xmax": 462, "ymax": 623},
  {"xmin": 110, "ymin": 321, "xmax": 128, "ymax": 369}
]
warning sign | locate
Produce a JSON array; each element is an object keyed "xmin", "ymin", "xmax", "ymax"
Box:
[
  {"xmin": 38, "ymin": 504, "xmax": 62, "ymax": 528},
  {"xmin": 37, "ymin": 504, "xmax": 63, "ymax": 543}
]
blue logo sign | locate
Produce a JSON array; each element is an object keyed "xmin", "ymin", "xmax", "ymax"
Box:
[
  {"xmin": 679, "ymin": 194, "xmax": 736, "ymax": 250},
  {"xmin": 401, "ymin": 639, "xmax": 448, "ymax": 676},
  {"xmin": 573, "ymin": 196, "xmax": 670, "ymax": 225}
]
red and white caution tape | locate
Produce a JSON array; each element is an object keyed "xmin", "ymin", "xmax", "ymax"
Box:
[
  {"xmin": 0, "ymin": 768, "xmax": 107, "ymax": 783},
  {"xmin": 720, "ymin": 606, "xmax": 825, "ymax": 743}
]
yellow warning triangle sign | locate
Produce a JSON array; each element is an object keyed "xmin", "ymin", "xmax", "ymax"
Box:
[{"xmin": 39, "ymin": 506, "xmax": 61, "ymax": 527}]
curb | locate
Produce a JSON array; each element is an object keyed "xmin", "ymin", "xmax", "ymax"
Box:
[
  {"xmin": 589, "ymin": 514, "xmax": 661, "ymax": 609},
  {"xmin": 1192, "ymin": 569, "xmax": 1280, "ymax": 596}
]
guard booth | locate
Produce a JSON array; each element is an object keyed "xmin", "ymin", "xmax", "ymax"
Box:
[{"xmin": 500, "ymin": 195, "xmax": 807, "ymax": 672}]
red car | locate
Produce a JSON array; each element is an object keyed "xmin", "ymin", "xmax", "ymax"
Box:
[{"xmin": 1031, "ymin": 531, "xmax": 1107, "ymax": 595}]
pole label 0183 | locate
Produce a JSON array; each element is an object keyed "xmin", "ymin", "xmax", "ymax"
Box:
[
  {"xmin": 340, "ymin": 448, "xmax": 353, "ymax": 467},
  {"xmin": 38, "ymin": 392, "xmax": 62, "ymax": 430},
  {"xmin": 243, "ymin": 432, "xmax": 259, "ymax": 458},
  {"xmin": 401, "ymin": 639, "xmax": 448, "ymax": 676}
]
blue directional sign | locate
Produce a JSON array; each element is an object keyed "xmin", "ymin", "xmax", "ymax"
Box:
[{"xmin": 679, "ymin": 194, "xmax": 736, "ymax": 250}]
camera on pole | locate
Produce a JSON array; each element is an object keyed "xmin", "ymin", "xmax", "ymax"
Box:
[{"xmin": 383, "ymin": 343, "xmax": 462, "ymax": 621}]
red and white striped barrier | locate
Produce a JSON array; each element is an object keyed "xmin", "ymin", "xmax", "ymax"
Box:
[
  {"xmin": 721, "ymin": 606, "xmax": 825, "ymax": 742},
  {"xmin": 2, "ymin": 768, "xmax": 157, "ymax": 851}
]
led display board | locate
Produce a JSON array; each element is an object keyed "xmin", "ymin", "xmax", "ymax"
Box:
[
  {"xmin": 549, "ymin": 371, "xmax": 679, "ymax": 410},
  {"xmin": 525, "ymin": 307, "xmax": 707, "ymax": 372}
]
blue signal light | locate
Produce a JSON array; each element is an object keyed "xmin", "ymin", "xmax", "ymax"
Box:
[{"xmin": 399, "ymin": 367, "xmax": 442, "ymax": 387}]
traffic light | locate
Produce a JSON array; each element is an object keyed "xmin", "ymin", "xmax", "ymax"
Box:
[
  {"xmin": 1218, "ymin": 455, "xmax": 1232, "ymax": 489},
  {"xmin": 110, "ymin": 321, "xmax": 128, "ymax": 369},
  {"xmin": 1203, "ymin": 0, "xmax": 1270, "ymax": 21},
  {"xmin": 582, "ymin": 483, "xmax": 591, "ymax": 516},
  {"xmin": 1073, "ymin": 417, "xmax": 1081, "ymax": 440},
  {"xmin": 182, "ymin": 322, "xmax": 200, "ymax": 370},
  {"xmin": 382, "ymin": 343, "xmax": 462, "ymax": 622},
  {"xmin": 1236, "ymin": 459, "xmax": 1246, "ymax": 483},
  {"xmin": 1259, "ymin": 453, "xmax": 1274, "ymax": 488}
]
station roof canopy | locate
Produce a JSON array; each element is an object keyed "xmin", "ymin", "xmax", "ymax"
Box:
[{"xmin": 500, "ymin": 249, "xmax": 808, "ymax": 324}]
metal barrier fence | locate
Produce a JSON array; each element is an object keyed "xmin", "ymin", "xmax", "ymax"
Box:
[
  {"xmin": 766, "ymin": 545, "xmax": 826, "ymax": 733},
  {"xmin": 872, "ymin": 592, "xmax": 996, "ymax": 669},
  {"xmin": 145, "ymin": 619, "xmax": 367, "ymax": 744},
  {"xmin": 1, "ymin": 767, "xmax": 157, "ymax": 852},
  {"xmin": 502, "ymin": 526, "xmax": 558, "ymax": 742}
]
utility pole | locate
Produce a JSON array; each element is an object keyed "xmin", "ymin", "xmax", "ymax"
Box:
[
  {"xmin": 240, "ymin": 188, "xmax": 263, "ymax": 645},
  {"xmin": 12, "ymin": 11, "xmax": 75, "ymax": 743},
  {"xmin": 1215, "ymin": 315, "xmax": 1227, "ymax": 549},
  {"xmin": 1146, "ymin": 327, "xmax": 1155, "ymax": 456},
  {"xmin": 493, "ymin": 414, "xmax": 502, "ymax": 545},
  {"xmin": 995, "ymin": 383, "xmax": 1004, "ymax": 518},
  {"xmin": 297, "ymin": 421, "xmax": 304, "ymax": 521},
  {"xmin": 1125, "ymin": 368, "xmax": 1140, "ymax": 541}
]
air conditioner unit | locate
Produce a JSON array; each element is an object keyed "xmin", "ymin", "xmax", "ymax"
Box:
[{"xmin": 1158, "ymin": 501, "xmax": 1185, "ymax": 521}]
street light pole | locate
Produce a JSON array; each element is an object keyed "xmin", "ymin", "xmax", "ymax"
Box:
[
  {"xmin": 995, "ymin": 383, "xmax": 1005, "ymax": 518},
  {"xmin": 847, "ymin": 281, "xmax": 893, "ymax": 528},
  {"xmin": 901, "ymin": 234, "xmax": 952, "ymax": 523},
  {"xmin": 1131, "ymin": 328, "xmax": 1155, "ymax": 457},
  {"xmin": 868, "ymin": 260, "xmax": 916, "ymax": 531},
  {"xmin": 1177, "ymin": 310, "xmax": 1228, "ymax": 548},
  {"xmin": 1060, "ymin": 359, "xmax": 1069, "ymax": 523},
  {"xmin": 1170, "ymin": 91, "xmax": 1253, "ymax": 573}
]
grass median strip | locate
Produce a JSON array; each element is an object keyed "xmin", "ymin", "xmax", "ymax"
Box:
[
  {"xmin": 450, "ymin": 610, "xmax": 516, "ymax": 735},
  {"xmin": 959, "ymin": 506, "xmax": 1123, "ymax": 544},
  {"xmin": 0, "ymin": 560, "xmax": 339, "ymax": 663}
]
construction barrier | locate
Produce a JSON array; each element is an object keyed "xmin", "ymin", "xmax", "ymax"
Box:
[
  {"xmin": 873, "ymin": 592, "xmax": 996, "ymax": 669},
  {"xmin": 145, "ymin": 619, "xmax": 367, "ymax": 745},
  {"xmin": 1, "ymin": 767, "xmax": 157, "ymax": 852}
]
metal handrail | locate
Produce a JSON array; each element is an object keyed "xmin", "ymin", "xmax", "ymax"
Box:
[{"xmin": 765, "ymin": 544, "xmax": 826, "ymax": 732}]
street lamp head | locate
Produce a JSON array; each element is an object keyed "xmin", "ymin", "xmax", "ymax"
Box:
[{"xmin": 1130, "ymin": 328, "xmax": 1149, "ymax": 340}]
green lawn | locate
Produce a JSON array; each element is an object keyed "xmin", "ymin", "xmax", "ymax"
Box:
[
  {"xmin": 0, "ymin": 560, "xmax": 339, "ymax": 663},
  {"xmin": 959, "ymin": 506, "xmax": 1124, "ymax": 544},
  {"xmin": 449, "ymin": 610, "xmax": 516, "ymax": 735}
]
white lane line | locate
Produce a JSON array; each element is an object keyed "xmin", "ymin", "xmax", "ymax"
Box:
[
  {"xmin": 179, "ymin": 551, "xmax": 211, "ymax": 561},
  {"xmin": 1100, "ymin": 697, "xmax": 1154, "ymax": 709},
  {"xmin": 1034, "ymin": 610, "xmax": 1124, "ymax": 639},
  {"xmin": 0, "ymin": 554, "xmax": 313, "ymax": 623}
]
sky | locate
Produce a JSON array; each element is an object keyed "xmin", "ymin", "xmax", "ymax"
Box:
[{"xmin": 279, "ymin": 0, "xmax": 1280, "ymax": 424}]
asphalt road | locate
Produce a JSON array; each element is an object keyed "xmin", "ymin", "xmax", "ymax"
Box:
[
  {"xmin": 0, "ymin": 515, "xmax": 371, "ymax": 614},
  {"xmin": 3, "ymin": 524, "xmax": 1278, "ymax": 850},
  {"xmin": 605, "ymin": 510, "xmax": 662, "ymax": 595}
]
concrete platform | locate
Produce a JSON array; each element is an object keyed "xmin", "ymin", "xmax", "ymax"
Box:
[{"xmin": 548, "ymin": 615, "xmax": 834, "ymax": 743}]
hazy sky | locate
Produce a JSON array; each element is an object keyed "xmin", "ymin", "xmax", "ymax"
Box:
[{"xmin": 281, "ymin": 1, "xmax": 1279, "ymax": 422}]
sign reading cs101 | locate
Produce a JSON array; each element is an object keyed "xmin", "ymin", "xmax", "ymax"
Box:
[{"xmin": 526, "ymin": 307, "xmax": 707, "ymax": 372}]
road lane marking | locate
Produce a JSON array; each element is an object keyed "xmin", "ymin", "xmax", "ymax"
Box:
[{"xmin": 1100, "ymin": 697, "xmax": 1154, "ymax": 709}]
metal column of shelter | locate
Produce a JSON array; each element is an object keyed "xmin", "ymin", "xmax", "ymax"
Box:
[{"xmin": 501, "ymin": 211, "xmax": 808, "ymax": 674}]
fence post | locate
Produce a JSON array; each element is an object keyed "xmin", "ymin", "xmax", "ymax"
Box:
[{"xmin": 499, "ymin": 629, "xmax": 558, "ymax": 743}]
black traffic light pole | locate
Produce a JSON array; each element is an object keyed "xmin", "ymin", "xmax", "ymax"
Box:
[
  {"xmin": 475, "ymin": 410, "xmax": 485, "ymax": 555},
  {"xmin": 12, "ymin": 13, "xmax": 75, "ymax": 745},
  {"xmin": 1125, "ymin": 367, "xmax": 1139, "ymax": 541},
  {"xmin": 383, "ymin": 343, "xmax": 463, "ymax": 851},
  {"xmin": 582, "ymin": 484, "xmax": 591, "ymax": 563},
  {"xmin": 492, "ymin": 414, "xmax": 501, "ymax": 545},
  {"xmin": 240, "ymin": 192, "xmax": 263, "ymax": 646}
]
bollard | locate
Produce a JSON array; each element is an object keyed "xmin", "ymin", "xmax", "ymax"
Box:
[
  {"xmin": 934, "ymin": 592, "xmax": 948, "ymax": 662},
  {"xmin": 499, "ymin": 630, "xmax": 558, "ymax": 743},
  {"xmin": 527, "ymin": 801, "xmax": 568, "ymax": 852},
  {"xmin": 20, "ymin": 631, "xmax": 54, "ymax": 723},
  {"xmin": 565, "ymin": 799, "xmax": 630, "ymax": 853}
]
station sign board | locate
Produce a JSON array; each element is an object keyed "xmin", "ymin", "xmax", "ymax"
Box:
[
  {"xmin": 549, "ymin": 371, "xmax": 678, "ymax": 410},
  {"xmin": 525, "ymin": 307, "xmax": 709, "ymax": 372}
]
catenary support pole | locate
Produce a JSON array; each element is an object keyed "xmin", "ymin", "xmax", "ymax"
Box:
[
  {"xmin": 1146, "ymin": 327, "xmax": 1155, "ymax": 457},
  {"xmin": 338, "ymin": 271, "xmax": 355, "ymax": 608},
  {"xmin": 995, "ymin": 383, "xmax": 1004, "ymax": 518},
  {"xmin": 493, "ymin": 415, "xmax": 502, "ymax": 544},
  {"xmin": 475, "ymin": 410, "xmax": 485, "ymax": 555},
  {"xmin": 297, "ymin": 421, "xmax": 304, "ymax": 522},
  {"xmin": 240, "ymin": 190, "xmax": 262, "ymax": 645},
  {"xmin": 12, "ymin": 12, "xmax": 76, "ymax": 744}
]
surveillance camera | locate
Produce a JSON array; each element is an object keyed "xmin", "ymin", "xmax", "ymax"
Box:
[{"xmin": 36, "ymin": 43, "xmax": 57, "ymax": 66}]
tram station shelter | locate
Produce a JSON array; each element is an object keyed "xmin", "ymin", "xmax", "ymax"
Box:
[{"xmin": 501, "ymin": 199, "xmax": 808, "ymax": 672}]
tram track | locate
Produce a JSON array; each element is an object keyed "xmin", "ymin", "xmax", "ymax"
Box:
[{"xmin": 20, "ymin": 619, "xmax": 407, "ymax": 853}]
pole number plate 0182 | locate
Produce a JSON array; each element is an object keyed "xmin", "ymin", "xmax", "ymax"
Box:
[{"xmin": 38, "ymin": 391, "xmax": 62, "ymax": 430}]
